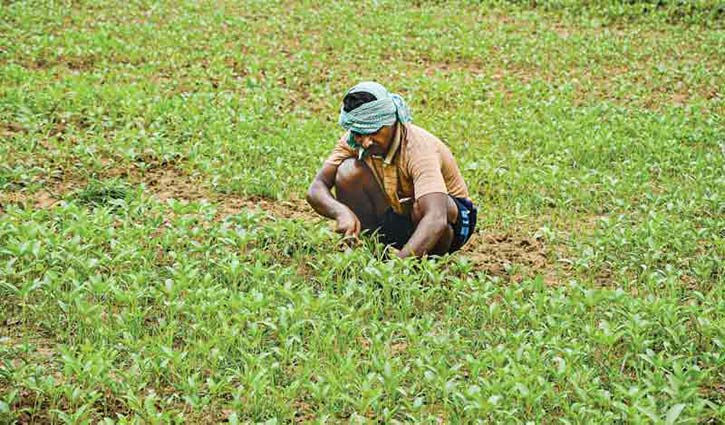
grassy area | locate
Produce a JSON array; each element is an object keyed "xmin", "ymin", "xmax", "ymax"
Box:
[{"xmin": 1, "ymin": 0, "xmax": 723, "ymax": 422}]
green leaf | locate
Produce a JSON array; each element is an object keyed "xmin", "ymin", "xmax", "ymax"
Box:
[{"xmin": 665, "ymin": 403, "xmax": 686, "ymax": 425}]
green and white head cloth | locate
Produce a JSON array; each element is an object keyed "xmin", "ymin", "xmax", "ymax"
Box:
[{"xmin": 338, "ymin": 81, "xmax": 412, "ymax": 136}]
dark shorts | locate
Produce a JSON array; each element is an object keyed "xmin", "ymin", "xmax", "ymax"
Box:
[{"xmin": 375, "ymin": 196, "xmax": 477, "ymax": 253}]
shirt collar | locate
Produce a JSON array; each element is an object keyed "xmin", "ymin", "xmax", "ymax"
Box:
[{"xmin": 383, "ymin": 122, "xmax": 403, "ymax": 165}]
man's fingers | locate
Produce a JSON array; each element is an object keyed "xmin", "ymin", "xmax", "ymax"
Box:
[
  {"xmin": 338, "ymin": 234, "xmax": 358, "ymax": 249},
  {"xmin": 341, "ymin": 225, "xmax": 360, "ymax": 247}
]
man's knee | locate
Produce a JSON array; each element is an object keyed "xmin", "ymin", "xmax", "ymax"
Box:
[
  {"xmin": 335, "ymin": 158, "xmax": 367, "ymax": 189},
  {"xmin": 410, "ymin": 196, "xmax": 458, "ymax": 226}
]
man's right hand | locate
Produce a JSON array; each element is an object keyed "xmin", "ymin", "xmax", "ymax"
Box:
[{"xmin": 335, "ymin": 209, "xmax": 361, "ymax": 240}]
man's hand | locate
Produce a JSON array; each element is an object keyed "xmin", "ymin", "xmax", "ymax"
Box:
[{"xmin": 335, "ymin": 208, "xmax": 361, "ymax": 240}]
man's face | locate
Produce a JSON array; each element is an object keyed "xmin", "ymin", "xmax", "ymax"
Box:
[{"xmin": 351, "ymin": 125, "xmax": 395, "ymax": 157}]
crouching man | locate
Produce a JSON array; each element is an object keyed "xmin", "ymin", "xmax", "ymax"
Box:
[{"xmin": 306, "ymin": 81, "xmax": 477, "ymax": 258}]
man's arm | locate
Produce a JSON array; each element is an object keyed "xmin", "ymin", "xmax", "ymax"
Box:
[
  {"xmin": 398, "ymin": 192, "xmax": 450, "ymax": 258},
  {"xmin": 306, "ymin": 163, "xmax": 360, "ymax": 238}
]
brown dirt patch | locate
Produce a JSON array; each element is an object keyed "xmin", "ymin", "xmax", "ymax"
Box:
[
  {"xmin": 0, "ymin": 168, "xmax": 82, "ymax": 210},
  {"xmin": 0, "ymin": 162, "xmax": 317, "ymax": 222},
  {"xmin": 390, "ymin": 341, "xmax": 409, "ymax": 357},
  {"xmin": 292, "ymin": 400, "xmax": 316, "ymax": 423},
  {"xmin": 128, "ymin": 165, "xmax": 208, "ymax": 201},
  {"xmin": 1, "ymin": 121, "xmax": 27, "ymax": 137},
  {"xmin": 123, "ymin": 164, "xmax": 316, "ymax": 221},
  {"xmin": 461, "ymin": 232, "xmax": 558, "ymax": 283}
]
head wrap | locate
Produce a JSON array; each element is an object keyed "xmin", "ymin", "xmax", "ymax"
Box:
[{"xmin": 338, "ymin": 82, "xmax": 412, "ymax": 135}]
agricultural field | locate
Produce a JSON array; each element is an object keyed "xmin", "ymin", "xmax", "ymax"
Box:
[{"xmin": 1, "ymin": 0, "xmax": 723, "ymax": 423}]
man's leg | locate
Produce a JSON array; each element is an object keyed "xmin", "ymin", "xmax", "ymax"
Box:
[
  {"xmin": 335, "ymin": 158, "xmax": 388, "ymax": 231},
  {"xmin": 410, "ymin": 195, "xmax": 459, "ymax": 255}
]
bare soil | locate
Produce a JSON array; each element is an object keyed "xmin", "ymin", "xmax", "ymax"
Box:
[{"xmin": 461, "ymin": 232, "xmax": 558, "ymax": 283}]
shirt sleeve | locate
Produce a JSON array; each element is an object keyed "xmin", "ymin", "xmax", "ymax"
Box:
[
  {"xmin": 408, "ymin": 140, "xmax": 447, "ymax": 199},
  {"xmin": 324, "ymin": 132, "xmax": 357, "ymax": 167}
]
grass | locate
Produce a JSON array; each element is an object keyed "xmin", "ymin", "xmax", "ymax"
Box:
[{"xmin": 1, "ymin": 0, "xmax": 723, "ymax": 422}]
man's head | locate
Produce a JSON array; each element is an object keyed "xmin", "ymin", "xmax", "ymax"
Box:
[
  {"xmin": 342, "ymin": 90, "xmax": 395, "ymax": 156},
  {"xmin": 338, "ymin": 82, "xmax": 412, "ymax": 157}
]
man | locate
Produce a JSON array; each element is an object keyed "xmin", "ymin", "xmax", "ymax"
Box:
[{"xmin": 306, "ymin": 81, "xmax": 477, "ymax": 258}]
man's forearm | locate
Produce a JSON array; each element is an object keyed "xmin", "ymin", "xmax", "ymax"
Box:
[
  {"xmin": 306, "ymin": 180, "xmax": 350, "ymax": 220},
  {"xmin": 398, "ymin": 217, "xmax": 447, "ymax": 258}
]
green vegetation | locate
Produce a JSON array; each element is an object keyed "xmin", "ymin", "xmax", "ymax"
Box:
[{"xmin": 1, "ymin": 0, "xmax": 723, "ymax": 422}]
